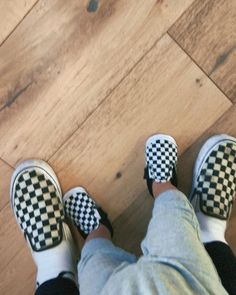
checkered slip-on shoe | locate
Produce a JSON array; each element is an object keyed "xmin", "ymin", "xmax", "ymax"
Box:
[
  {"xmin": 190, "ymin": 134, "xmax": 236, "ymax": 220},
  {"xmin": 144, "ymin": 134, "xmax": 178, "ymax": 197},
  {"xmin": 10, "ymin": 160, "xmax": 77, "ymax": 285},
  {"xmin": 10, "ymin": 160, "xmax": 66, "ymax": 251},
  {"xmin": 64, "ymin": 187, "xmax": 113, "ymax": 239},
  {"xmin": 10, "ymin": 160, "xmax": 78, "ymax": 286}
]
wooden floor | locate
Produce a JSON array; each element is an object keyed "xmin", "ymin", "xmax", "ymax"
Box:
[{"xmin": 0, "ymin": 1, "xmax": 236, "ymax": 294}]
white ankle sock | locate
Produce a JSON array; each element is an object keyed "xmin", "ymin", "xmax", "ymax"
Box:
[
  {"xmin": 30, "ymin": 224, "xmax": 77, "ymax": 286},
  {"xmin": 196, "ymin": 211, "xmax": 227, "ymax": 244}
]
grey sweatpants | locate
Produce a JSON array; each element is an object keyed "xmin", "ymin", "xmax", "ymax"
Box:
[{"xmin": 78, "ymin": 190, "xmax": 228, "ymax": 295}]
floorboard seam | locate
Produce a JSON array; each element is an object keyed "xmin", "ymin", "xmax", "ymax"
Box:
[
  {"xmin": 47, "ymin": 32, "xmax": 169, "ymax": 162},
  {"xmin": 0, "ymin": 0, "xmax": 40, "ymax": 48},
  {"xmin": 0, "ymin": 157, "xmax": 14, "ymax": 169},
  {"xmin": 167, "ymin": 31, "xmax": 234, "ymax": 105}
]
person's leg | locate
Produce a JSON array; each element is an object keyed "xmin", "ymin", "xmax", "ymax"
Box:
[
  {"xmin": 141, "ymin": 184, "xmax": 220, "ymax": 279},
  {"xmin": 10, "ymin": 160, "xmax": 79, "ymax": 295},
  {"xmin": 35, "ymin": 275, "xmax": 79, "ymax": 295},
  {"xmin": 189, "ymin": 134, "xmax": 236, "ymax": 294},
  {"xmin": 205, "ymin": 242, "xmax": 236, "ymax": 295},
  {"xmin": 142, "ymin": 135, "xmax": 224, "ymax": 287},
  {"xmin": 63, "ymin": 187, "xmax": 137, "ymax": 295}
]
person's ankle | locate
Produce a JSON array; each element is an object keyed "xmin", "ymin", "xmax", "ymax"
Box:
[
  {"xmin": 152, "ymin": 181, "xmax": 177, "ymax": 199},
  {"xmin": 196, "ymin": 212, "xmax": 227, "ymax": 244},
  {"xmin": 85, "ymin": 224, "xmax": 111, "ymax": 244}
]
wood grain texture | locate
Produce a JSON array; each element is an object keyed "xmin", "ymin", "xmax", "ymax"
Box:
[
  {"xmin": 169, "ymin": 0, "xmax": 236, "ymax": 102},
  {"xmin": 0, "ymin": 0, "xmax": 194, "ymax": 166},
  {"xmin": 113, "ymin": 106, "xmax": 236, "ymax": 257},
  {"xmin": 0, "ymin": 0, "xmax": 38, "ymax": 45},
  {"xmin": 0, "ymin": 159, "xmax": 12, "ymax": 209},
  {"xmin": 0, "ymin": 161, "xmax": 17, "ymax": 271},
  {"xmin": 49, "ymin": 34, "xmax": 231, "ymax": 221},
  {"xmin": 113, "ymin": 190, "xmax": 153, "ymax": 256},
  {"xmin": 0, "ymin": 246, "xmax": 35, "ymax": 295},
  {"xmin": 0, "ymin": 203, "xmax": 30, "ymax": 273}
]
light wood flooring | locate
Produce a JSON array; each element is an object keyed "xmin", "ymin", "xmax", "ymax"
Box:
[{"xmin": 0, "ymin": 1, "xmax": 236, "ymax": 294}]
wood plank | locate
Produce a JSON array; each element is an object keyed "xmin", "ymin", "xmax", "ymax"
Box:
[
  {"xmin": 0, "ymin": 0, "xmax": 38, "ymax": 45},
  {"xmin": 113, "ymin": 106, "xmax": 236, "ymax": 257},
  {"xmin": 0, "ymin": 160, "xmax": 20, "ymax": 273},
  {"xmin": 0, "ymin": 160, "xmax": 15, "ymax": 271},
  {"xmin": 113, "ymin": 190, "xmax": 153, "ymax": 256},
  {"xmin": 0, "ymin": 246, "xmax": 35, "ymax": 295},
  {"xmin": 0, "ymin": 0, "xmax": 195, "ymax": 166},
  {"xmin": 169, "ymin": 0, "xmax": 236, "ymax": 102},
  {"xmin": 0, "ymin": 203, "xmax": 27, "ymax": 273},
  {"xmin": 49, "ymin": 34, "xmax": 231, "ymax": 221},
  {"xmin": 0, "ymin": 159, "xmax": 12, "ymax": 209}
]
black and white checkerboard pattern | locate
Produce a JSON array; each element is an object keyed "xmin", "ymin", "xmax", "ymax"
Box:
[
  {"xmin": 196, "ymin": 142, "xmax": 236, "ymax": 220},
  {"xmin": 64, "ymin": 192, "xmax": 101, "ymax": 235},
  {"xmin": 145, "ymin": 138, "xmax": 177, "ymax": 182},
  {"xmin": 13, "ymin": 169, "xmax": 64, "ymax": 252}
]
